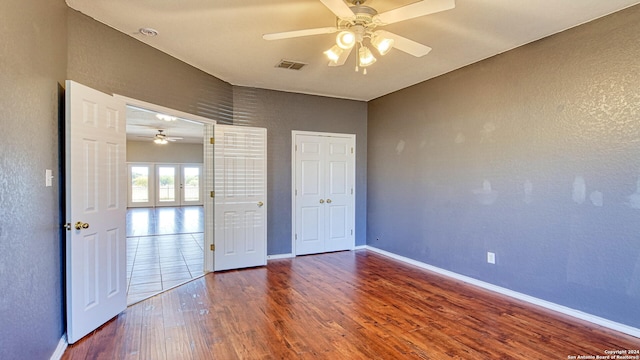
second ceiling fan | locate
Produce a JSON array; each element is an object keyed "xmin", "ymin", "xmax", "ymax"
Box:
[{"xmin": 263, "ymin": 0, "xmax": 455, "ymax": 72}]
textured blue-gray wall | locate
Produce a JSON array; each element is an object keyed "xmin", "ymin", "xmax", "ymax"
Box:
[
  {"xmin": 367, "ymin": 5, "xmax": 640, "ymax": 328},
  {"xmin": 0, "ymin": 0, "xmax": 68, "ymax": 358}
]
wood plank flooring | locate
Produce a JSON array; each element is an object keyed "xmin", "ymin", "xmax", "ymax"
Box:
[{"xmin": 62, "ymin": 250, "xmax": 640, "ymax": 359}]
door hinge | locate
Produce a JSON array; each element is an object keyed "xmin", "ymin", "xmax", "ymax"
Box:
[
  {"xmin": 295, "ymin": 189, "xmax": 298, "ymax": 196},
  {"xmin": 351, "ymin": 147, "xmax": 354, "ymax": 154},
  {"xmin": 295, "ymin": 234, "xmax": 297, "ymax": 240},
  {"xmin": 210, "ymin": 244, "xmax": 215, "ymax": 251},
  {"xmin": 295, "ymin": 144, "xmax": 298, "ymax": 151},
  {"xmin": 351, "ymin": 229, "xmax": 353, "ymax": 236},
  {"xmin": 210, "ymin": 137, "xmax": 215, "ymax": 144},
  {"xmin": 210, "ymin": 191, "xmax": 215, "ymax": 198},
  {"xmin": 351, "ymin": 188, "xmax": 353, "ymax": 195}
]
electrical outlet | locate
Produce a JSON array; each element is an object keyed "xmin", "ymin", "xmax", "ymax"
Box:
[{"xmin": 487, "ymin": 252, "xmax": 496, "ymax": 264}]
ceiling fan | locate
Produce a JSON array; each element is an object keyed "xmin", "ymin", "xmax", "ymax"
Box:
[
  {"xmin": 138, "ymin": 130, "xmax": 183, "ymax": 144},
  {"xmin": 263, "ymin": 0, "xmax": 455, "ymax": 73}
]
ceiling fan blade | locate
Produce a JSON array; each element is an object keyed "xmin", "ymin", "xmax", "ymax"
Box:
[
  {"xmin": 263, "ymin": 27, "xmax": 338, "ymax": 41},
  {"xmin": 329, "ymin": 46, "xmax": 354, "ymax": 67},
  {"xmin": 377, "ymin": 30, "xmax": 432, "ymax": 57},
  {"xmin": 319, "ymin": 0, "xmax": 355, "ymax": 20},
  {"xmin": 374, "ymin": 0, "xmax": 455, "ymax": 25}
]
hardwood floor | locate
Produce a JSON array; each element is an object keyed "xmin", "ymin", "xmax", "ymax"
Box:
[{"xmin": 63, "ymin": 250, "xmax": 640, "ymax": 359}]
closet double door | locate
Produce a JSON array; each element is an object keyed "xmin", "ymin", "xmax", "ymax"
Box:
[{"xmin": 293, "ymin": 131, "xmax": 355, "ymax": 255}]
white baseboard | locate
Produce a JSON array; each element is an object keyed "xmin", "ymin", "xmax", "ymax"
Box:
[
  {"xmin": 365, "ymin": 246, "xmax": 640, "ymax": 339},
  {"xmin": 354, "ymin": 245, "xmax": 367, "ymax": 250},
  {"xmin": 267, "ymin": 253, "xmax": 294, "ymax": 260},
  {"xmin": 49, "ymin": 334, "xmax": 68, "ymax": 360}
]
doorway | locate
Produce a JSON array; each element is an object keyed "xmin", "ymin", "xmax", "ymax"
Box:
[{"xmin": 124, "ymin": 102, "xmax": 211, "ymax": 305}]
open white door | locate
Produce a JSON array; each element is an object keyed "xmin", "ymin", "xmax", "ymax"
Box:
[
  {"xmin": 214, "ymin": 125, "xmax": 267, "ymax": 271},
  {"xmin": 65, "ymin": 81, "xmax": 127, "ymax": 344}
]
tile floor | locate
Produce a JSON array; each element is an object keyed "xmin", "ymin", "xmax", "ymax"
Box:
[{"xmin": 126, "ymin": 206, "xmax": 204, "ymax": 305}]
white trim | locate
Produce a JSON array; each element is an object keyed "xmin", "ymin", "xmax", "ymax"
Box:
[
  {"xmin": 267, "ymin": 253, "xmax": 295, "ymax": 260},
  {"xmin": 365, "ymin": 246, "xmax": 640, "ymax": 339},
  {"xmin": 354, "ymin": 245, "xmax": 366, "ymax": 250},
  {"xmin": 49, "ymin": 334, "xmax": 68, "ymax": 360},
  {"xmin": 203, "ymin": 124, "xmax": 215, "ymax": 273}
]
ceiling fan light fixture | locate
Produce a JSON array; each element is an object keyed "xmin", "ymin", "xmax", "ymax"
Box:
[
  {"xmin": 154, "ymin": 138, "xmax": 168, "ymax": 145},
  {"xmin": 156, "ymin": 113, "xmax": 177, "ymax": 122},
  {"xmin": 336, "ymin": 31, "xmax": 356, "ymax": 49},
  {"xmin": 371, "ymin": 32, "xmax": 394, "ymax": 55},
  {"xmin": 358, "ymin": 46, "xmax": 376, "ymax": 67},
  {"xmin": 324, "ymin": 45, "xmax": 344, "ymax": 63}
]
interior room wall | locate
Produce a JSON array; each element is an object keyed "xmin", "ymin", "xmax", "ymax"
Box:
[
  {"xmin": 367, "ymin": 4, "xmax": 640, "ymax": 328},
  {"xmin": 0, "ymin": 0, "xmax": 68, "ymax": 358},
  {"xmin": 127, "ymin": 141, "xmax": 204, "ymax": 163},
  {"xmin": 66, "ymin": 10, "xmax": 234, "ymax": 124},
  {"xmin": 233, "ymin": 87, "xmax": 368, "ymax": 255}
]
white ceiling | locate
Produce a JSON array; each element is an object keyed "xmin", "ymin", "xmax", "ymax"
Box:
[
  {"xmin": 67, "ymin": 0, "xmax": 640, "ymax": 101},
  {"xmin": 126, "ymin": 106, "xmax": 204, "ymax": 144}
]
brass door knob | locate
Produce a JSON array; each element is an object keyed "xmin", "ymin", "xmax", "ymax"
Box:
[
  {"xmin": 257, "ymin": 201, "xmax": 264, "ymax": 207},
  {"xmin": 74, "ymin": 221, "xmax": 90, "ymax": 230},
  {"xmin": 319, "ymin": 199, "xmax": 325, "ymax": 204},
  {"xmin": 326, "ymin": 199, "xmax": 332, "ymax": 204}
]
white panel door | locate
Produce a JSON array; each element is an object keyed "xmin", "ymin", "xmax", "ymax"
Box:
[
  {"xmin": 214, "ymin": 125, "xmax": 267, "ymax": 271},
  {"xmin": 294, "ymin": 132, "xmax": 355, "ymax": 256},
  {"xmin": 65, "ymin": 80, "xmax": 127, "ymax": 344},
  {"xmin": 295, "ymin": 135, "xmax": 325, "ymax": 255},
  {"xmin": 324, "ymin": 137, "xmax": 353, "ymax": 252}
]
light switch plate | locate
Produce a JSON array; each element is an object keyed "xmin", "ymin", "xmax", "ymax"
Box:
[{"xmin": 45, "ymin": 169, "xmax": 53, "ymax": 187}]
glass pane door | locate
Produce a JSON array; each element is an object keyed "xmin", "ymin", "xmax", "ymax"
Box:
[
  {"xmin": 182, "ymin": 165, "xmax": 203, "ymax": 205},
  {"xmin": 128, "ymin": 164, "xmax": 153, "ymax": 207},
  {"xmin": 157, "ymin": 165, "xmax": 180, "ymax": 206}
]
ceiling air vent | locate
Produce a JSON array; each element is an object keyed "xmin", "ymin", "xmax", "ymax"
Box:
[{"xmin": 275, "ymin": 60, "xmax": 307, "ymax": 71}]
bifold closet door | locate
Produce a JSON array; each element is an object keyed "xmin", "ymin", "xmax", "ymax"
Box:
[{"xmin": 294, "ymin": 133, "xmax": 355, "ymax": 255}]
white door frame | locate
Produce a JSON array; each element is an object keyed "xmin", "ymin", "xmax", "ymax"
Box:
[
  {"xmin": 291, "ymin": 130, "xmax": 356, "ymax": 256},
  {"xmin": 115, "ymin": 95, "xmax": 216, "ymax": 272}
]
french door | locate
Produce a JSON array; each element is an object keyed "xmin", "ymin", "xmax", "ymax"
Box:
[
  {"xmin": 128, "ymin": 163, "xmax": 203, "ymax": 207},
  {"xmin": 292, "ymin": 131, "xmax": 355, "ymax": 255}
]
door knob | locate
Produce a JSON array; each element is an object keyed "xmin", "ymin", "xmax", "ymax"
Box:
[
  {"xmin": 326, "ymin": 199, "xmax": 332, "ymax": 204},
  {"xmin": 319, "ymin": 199, "xmax": 325, "ymax": 204},
  {"xmin": 74, "ymin": 221, "xmax": 90, "ymax": 230},
  {"xmin": 257, "ymin": 201, "xmax": 264, "ymax": 207}
]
